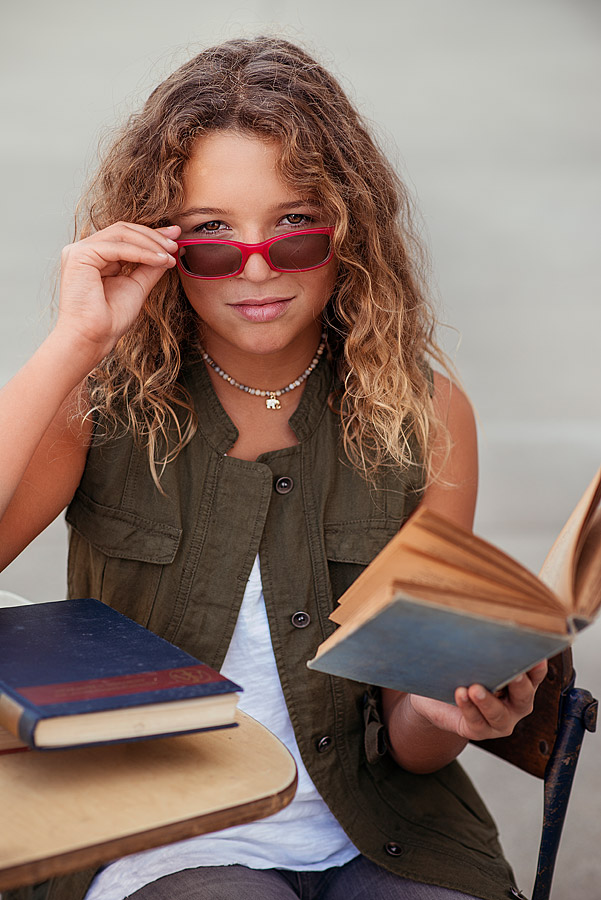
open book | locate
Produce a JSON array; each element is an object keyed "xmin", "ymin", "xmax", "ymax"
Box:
[{"xmin": 308, "ymin": 466, "xmax": 601, "ymax": 703}]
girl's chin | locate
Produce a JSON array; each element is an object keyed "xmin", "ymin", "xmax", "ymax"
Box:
[{"xmin": 201, "ymin": 320, "xmax": 323, "ymax": 363}]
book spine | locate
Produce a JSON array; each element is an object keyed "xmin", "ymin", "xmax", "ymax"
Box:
[{"xmin": 17, "ymin": 705, "xmax": 42, "ymax": 747}]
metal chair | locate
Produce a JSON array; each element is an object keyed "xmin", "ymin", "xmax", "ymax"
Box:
[{"xmin": 475, "ymin": 649, "xmax": 598, "ymax": 900}]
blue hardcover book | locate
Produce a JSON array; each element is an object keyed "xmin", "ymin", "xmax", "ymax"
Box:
[
  {"xmin": 0, "ymin": 598, "xmax": 241, "ymax": 750},
  {"xmin": 309, "ymin": 467, "xmax": 601, "ymax": 703}
]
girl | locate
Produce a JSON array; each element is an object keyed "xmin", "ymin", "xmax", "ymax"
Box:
[{"xmin": 0, "ymin": 36, "xmax": 545, "ymax": 900}]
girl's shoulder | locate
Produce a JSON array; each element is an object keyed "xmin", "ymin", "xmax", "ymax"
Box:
[{"xmin": 423, "ymin": 370, "xmax": 478, "ymax": 530}]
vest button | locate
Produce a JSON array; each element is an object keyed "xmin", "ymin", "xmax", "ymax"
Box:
[
  {"xmin": 384, "ymin": 842, "xmax": 403, "ymax": 857},
  {"xmin": 291, "ymin": 611, "xmax": 311, "ymax": 629},
  {"xmin": 274, "ymin": 476, "xmax": 294, "ymax": 494},
  {"xmin": 317, "ymin": 735, "xmax": 332, "ymax": 753}
]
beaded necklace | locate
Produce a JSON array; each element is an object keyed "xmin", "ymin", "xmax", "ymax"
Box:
[{"xmin": 201, "ymin": 332, "xmax": 327, "ymax": 410}]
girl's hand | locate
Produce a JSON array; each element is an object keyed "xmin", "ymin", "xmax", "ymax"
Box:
[
  {"xmin": 56, "ymin": 222, "xmax": 181, "ymax": 361},
  {"xmin": 409, "ymin": 660, "xmax": 548, "ymax": 742}
]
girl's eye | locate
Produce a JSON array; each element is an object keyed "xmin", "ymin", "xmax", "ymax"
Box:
[
  {"xmin": 281, "ymin": 213, "xmax": 313, "ymax": 228},
  {"xmin": 193, "ymin": 220, "xmax": 226, "ymax": 235}
]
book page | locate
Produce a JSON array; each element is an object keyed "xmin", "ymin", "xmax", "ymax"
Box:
[
  {"xmin": 413, "ymin": 509, "xmax": 551, "ymax": 598},
  {"xmin": 329, "ymin": 545, "xmax": 539, "ymax": 624},
  {"xmin": 574, "ymin": 503, "xmax": 601, "ymax": 618},
  {"xmin": 0, "ymin": 724, "xmax": 27, "ymax": 754},
  {"xmin": 539, "ymin": 465, "xmax": 601, "ymax": 607},
  {"xmin": 391, "ymin": 581, "xmax": 568, "ymax": 635},
  {"xmin": 331, "ymin": 507, "xmax": 552, "ymax": 621},
  {"xmin": 331, "ymin": 506, "xmax": 562, "ymax": 626},
  {"xmin": 394, "ymin": 546, "xmax": 553, "ymax": 608}
]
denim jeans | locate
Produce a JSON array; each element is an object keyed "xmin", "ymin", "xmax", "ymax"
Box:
[{"xmin": 126, "ymin": 856, "xmax": 479, "ymax": 899}]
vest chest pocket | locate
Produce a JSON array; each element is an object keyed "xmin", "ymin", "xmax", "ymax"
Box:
[
  {"xmin": 66, "ymin": 488, "xmax": 182, "ymax": 629},
  {"xmin": 324, "ymin": 522, "xmax": 400, "ymax": 605}
]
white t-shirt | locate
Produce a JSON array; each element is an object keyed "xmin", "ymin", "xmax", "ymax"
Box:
[{"xmin": 85, "ymin": 556, "xmax": 358, "ymax": 900}]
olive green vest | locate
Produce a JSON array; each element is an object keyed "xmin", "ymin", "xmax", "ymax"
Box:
[{"xmin": 13, "ymin": 356, "xmax": 516, "ymax": 900}]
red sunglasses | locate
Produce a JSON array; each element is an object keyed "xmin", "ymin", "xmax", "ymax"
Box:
[{"xmin": 175, "ymin": 227, "xmax": 334, "ymax": 280}]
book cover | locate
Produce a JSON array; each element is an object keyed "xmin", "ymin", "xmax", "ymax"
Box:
[
  {"xmin": 308, "ymin": 586, "xmax": 569, "ymax": 703},
  {"xmin": 0, "ymin": 598, "xmax": 241, "ymax": 749}
]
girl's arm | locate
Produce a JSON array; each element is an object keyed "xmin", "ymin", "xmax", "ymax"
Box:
[
  {"xmin": 0, "ymin": 223, "xmax": 180, "ymax": 570},
  {"xmin": 381, "ymin": 372, "xmax": 547, "ymax": 773}
]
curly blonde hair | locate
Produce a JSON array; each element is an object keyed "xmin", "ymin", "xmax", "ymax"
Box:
[{"xmin": 76, "ymin": 36, "xmax": 451, "ymax": 486}]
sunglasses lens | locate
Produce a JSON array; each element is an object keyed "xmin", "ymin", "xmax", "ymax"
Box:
[
  {"xmin": 179, "ymin": 243, "xmax": 242, "ymax": 277},
  {"xmin": 269, "ymin": 233, "xmax": 331, "ymax": 270}
]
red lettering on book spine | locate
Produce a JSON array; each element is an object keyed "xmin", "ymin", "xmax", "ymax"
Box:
[{"xmin": 18, "ymin": 665, "xmax": 227, "ymax": 705}]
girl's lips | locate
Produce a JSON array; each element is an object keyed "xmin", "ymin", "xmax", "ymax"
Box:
[{"xmin": 230, "ymin": 298, "xmax": 292, "ymax": 323}]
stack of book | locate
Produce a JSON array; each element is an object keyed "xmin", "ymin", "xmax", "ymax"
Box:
[{"xmin": 0, "ymin": 598, "xmax": 241, "ymax": 752}]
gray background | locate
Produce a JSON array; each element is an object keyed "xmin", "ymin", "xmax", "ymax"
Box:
[{"xmin": 1, "ymin": 1, "xmax": 599, "ymax": 897}]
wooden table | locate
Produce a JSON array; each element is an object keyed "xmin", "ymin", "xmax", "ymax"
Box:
[{"xmin": 0, "ymin": 710, "xmax": 297, "ymax": 891}]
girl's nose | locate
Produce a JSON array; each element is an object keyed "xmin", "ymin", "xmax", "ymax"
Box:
[{"xmin": 237, "ymin": 250, "xmax": 279, "ymax": 282}]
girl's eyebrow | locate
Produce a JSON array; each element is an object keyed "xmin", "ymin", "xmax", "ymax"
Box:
[
  {"xmin": 177, "ymin": 207, "xmax": 227, "ymax": 219},
  {"xmin": 177, "ymin": 200, "xmax": 318, "ymax": 220},
  {"xmin": 272, "ymin": 200, "xmax": 319, "ymax": 211}
]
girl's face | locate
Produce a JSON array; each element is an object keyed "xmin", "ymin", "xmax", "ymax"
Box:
[{"xmin": 172, "ymin": 131, "xmax": 336, "ymax": 365}]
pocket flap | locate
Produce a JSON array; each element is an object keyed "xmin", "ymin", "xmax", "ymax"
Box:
[
  {"xmin": 324, "ymin": 523, "xmax": 399, "ymax": 565},
  {"xmin": 66, "ymin": 489, "xmax": 182, "ymax": 564}
]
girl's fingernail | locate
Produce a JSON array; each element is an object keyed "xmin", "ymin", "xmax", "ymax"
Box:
[{"xmin": 474, "ymin": 686, "xmax": 486, "ymax": 701}]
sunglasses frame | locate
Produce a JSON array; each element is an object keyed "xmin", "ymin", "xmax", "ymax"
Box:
[{"xmin": 174, "ymin": 227, "xmax": 335, "ymax": 280}]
